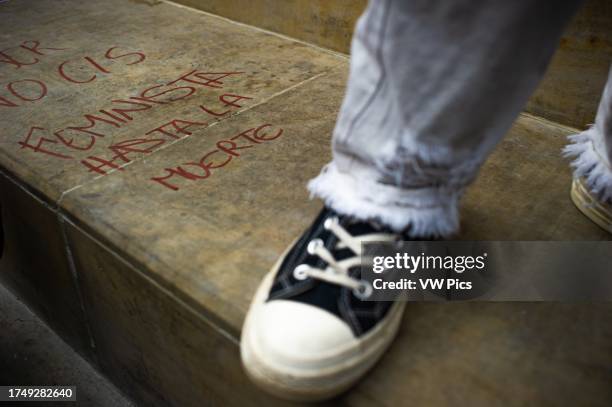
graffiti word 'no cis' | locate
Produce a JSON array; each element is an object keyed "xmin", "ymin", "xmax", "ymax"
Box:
[
  {"xmin": 0, "ymin": 40, "xmax": 145, "ymax": 107},
  {"xmin": 151, "ymin": 124, "xmax": 283, "ymax": 191}
]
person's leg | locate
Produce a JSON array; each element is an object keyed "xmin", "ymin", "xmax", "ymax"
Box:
[
  {"xmin": 309, "ymin": 0, "xmax": 583, "ymax": 237},
  {"xmin": 565, "ymin": 65, "xmax": 612, "ymax": 232},
  {"xmin": 242, "ymin": 0, "xmax": 583, "ymax": 401}
]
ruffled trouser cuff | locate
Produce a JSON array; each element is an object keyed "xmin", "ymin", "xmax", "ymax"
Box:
[{"xmin": 308, "ymin": 161, "xmax": 460, "ymax": 238}]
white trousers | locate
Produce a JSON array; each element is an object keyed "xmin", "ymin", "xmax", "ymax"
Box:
[{"xmin": 308, "ymin": 0, "xmax": 612, "ymax": 237}]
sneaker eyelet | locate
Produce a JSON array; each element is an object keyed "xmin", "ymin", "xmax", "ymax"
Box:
[
  {"xmin": 307, "ymin": 238, "xmax": 324, "ymax": 255},
  {"xmin": 293, "ymin": 264, "xmax": 310, "ymax": 280},
  {"xmin": 353, "ymin": 281, "xmax": 373, "ymax": 300},
  {"xmin": 323, "ymin": 216, "xmax": 339, "ymax": 230}
]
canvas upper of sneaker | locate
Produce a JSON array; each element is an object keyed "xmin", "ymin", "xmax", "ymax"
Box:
[{"xmin": 267, "ymin": 207, "xmax": 399, "ymax": 336}]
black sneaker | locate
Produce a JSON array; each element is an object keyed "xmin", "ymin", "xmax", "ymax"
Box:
[{"xmin": 240, "ymin": 207, "xmax": 406, "ymax": 401}]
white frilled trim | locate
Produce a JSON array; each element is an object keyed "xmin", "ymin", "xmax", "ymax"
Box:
[
  {"xmin": 563, "ymin": 126, "xmax": 612, "ymax": 202},
  {"xmin": 307, "ymin": 162, "xmax": 459, "ymax": 238}
]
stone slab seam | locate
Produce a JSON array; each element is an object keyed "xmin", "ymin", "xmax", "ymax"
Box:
[
  {"xmin": 58, "ymin": 214, "xmax": 99, "ymax": 358},
  {"xmin": 55, "ymin": 69, "xmax": 335, "ymax": 207},
  {"xmin": 520, "ymin": 112, "xmax": 581, "ymax": 135}
]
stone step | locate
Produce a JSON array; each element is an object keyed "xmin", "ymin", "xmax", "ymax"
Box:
[
  {"xmin": 0, "ymin": 1, "xmax": 610, "ymax": 406},
  {"xmin": 172, "ymin": 0, "xmax": 612, "ymax": 130}
]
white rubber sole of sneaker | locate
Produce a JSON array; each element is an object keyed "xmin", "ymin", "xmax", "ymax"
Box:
[
  {"xmin": 240, "ymin": 249, "xmax": 406, "ymax": 402},
  {"xmin": 570, "ymin": 177, "xmax": 612, "ymax": 235}
]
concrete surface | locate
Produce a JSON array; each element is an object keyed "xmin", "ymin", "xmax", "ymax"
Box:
[
  {"xmin": 0, "ymin": 282, "xmax": 133, "ymax": 407},
  {"xmin": 0, "ymin": 0, "xmax": 611, "ymax": 406},
  {"xmin": 0, "ymin": 0, "xmax": 341, "ymax": 202}
]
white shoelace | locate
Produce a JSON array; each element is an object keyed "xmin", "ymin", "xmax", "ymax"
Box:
[{"xmin": 292, "ymin": 216, "xmax": 397, "ymax": 300}]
